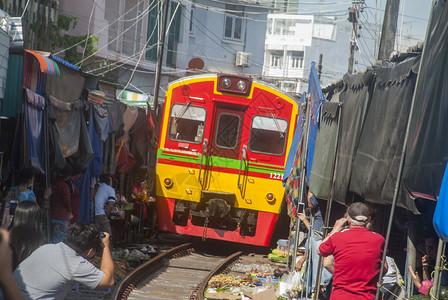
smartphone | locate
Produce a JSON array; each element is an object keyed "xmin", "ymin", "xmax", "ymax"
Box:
[{"xmin": 298, "ymin": 202, "xmax": 305, "ymax": 213}]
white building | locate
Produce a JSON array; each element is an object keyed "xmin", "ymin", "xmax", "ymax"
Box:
[
  {"xmin": 58, "ymin": 0, "xmax": 270, "ymax": 101},
  {"xmin": 262, "ymin": 14, "xmax": 352, "ymax": 95}
]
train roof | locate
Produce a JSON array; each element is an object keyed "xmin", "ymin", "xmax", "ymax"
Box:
[{"xmin": 168, "ymin": 73, "xmax": 300, "ymax": 103}]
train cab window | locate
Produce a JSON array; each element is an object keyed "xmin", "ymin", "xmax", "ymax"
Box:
[
  {"xmin": 248, "ymin": 115, "xmax": 288, "ymax": 156},
  {"xmin": 168, "ymin": 104, "xmax": 206, "ymax": 143},
  {"xmin": 215, "ymin": 114, "xmax": 240, "ymax": 149}
]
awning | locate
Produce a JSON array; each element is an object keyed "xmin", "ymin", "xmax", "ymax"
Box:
[
  {"xmin": 25, "ymin": 50, "xmax": 60, "ymax": 76},
  {"xmin": 116, "ymin": 89, "xmax": 152, "ymax": 108},
  {"xmin": 50, "ymin": 54, "xmax": 80, "ymax": 71}
]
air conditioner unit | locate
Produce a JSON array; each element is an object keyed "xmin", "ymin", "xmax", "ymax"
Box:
[{"xmin": 235, "ymin": 52, "xmax": 250, "ymax": 67}]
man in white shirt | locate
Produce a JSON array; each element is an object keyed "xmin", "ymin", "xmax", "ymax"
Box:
[
  {"xmin": 13, "ymin": 223, "xmax": 114, "ymax": 300},
  {"xmin": 94, "ymin": 175, "xmax": 116, "ymax": 235}
]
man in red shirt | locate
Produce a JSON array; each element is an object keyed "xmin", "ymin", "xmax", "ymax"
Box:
[{"xmin": 318, "ymin": 202, "xmax": 386, "ymax": 300}]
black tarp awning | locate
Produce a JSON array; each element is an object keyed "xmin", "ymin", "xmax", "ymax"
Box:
[
  {"xmin": 403, "ymin": 1, "xmax": 448, "ymax": 200},
  {"xmin": 332, "ymin": 70, "xmax": 374, "ymax": 204},
  {"xmin": 350, "ymin": 56, "xmax": 420, "ymax": 211}
]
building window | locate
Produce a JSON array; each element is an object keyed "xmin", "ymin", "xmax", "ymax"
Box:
[
  {"xmin": 290, "ymin": 51, "xmax": 304, "ymax": 69},
  {"xmin": 166, "ymin": 2, "xmax": 183, "ymax": 67},
  {"xmin": 270, "ymin": 50, "xmax": 283, "ymax": 68},
  {"xmin": 189, "ymin": 0, "xmax": 195, "ymax": 32},
  {"xmin": 146, "ymin": 4, "xmax": 159, "ymax": 62},
  {"xmin": 273, "ymin": 19, "xmax": 295, "ymax": 35},
  {"xmin": 223, "ymin": 4, "xmax": 244, "ymax": 41}
]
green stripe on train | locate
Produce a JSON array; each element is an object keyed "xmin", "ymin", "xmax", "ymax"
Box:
[{"xmin": 157, "ymin": 149, "xmax": 284, "ymax": 175}]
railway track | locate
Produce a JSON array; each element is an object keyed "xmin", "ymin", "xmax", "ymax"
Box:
[{"xmin": 111, "ymin": 243, "xmax": 242, "ymax": 300}]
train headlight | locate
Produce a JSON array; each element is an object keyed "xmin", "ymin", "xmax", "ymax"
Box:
[
  {"xmin": 237, "ymin": 80, "xmax": 246, "ymax": 91},
  {"xmin": 266, "ymin": 193, "xmax": 275, "ymax": 202},
  {"xmin": 222, "ymin": 78, "xmax": 231, "ymax": 88},
  {"xmin": 164, "ymin": 178, "xmax": 173, "ymax": 188}
]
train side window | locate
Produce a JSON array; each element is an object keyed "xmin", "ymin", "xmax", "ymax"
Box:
[
  {"xmin": 215, "ymin": 113, "xmax": 240, "ymax": 149},
  {"xmin": 168, "ymin": 104, "xmax": 206, "ymax": 143},
  {"xmin": 248, "ymin": 115, "xmax": 288, "ymax": 156}
]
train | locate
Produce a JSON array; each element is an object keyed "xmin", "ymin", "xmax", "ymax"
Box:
[{"xmin": 155, "ymin": 73, "xmax": 298, "ymax": 246}]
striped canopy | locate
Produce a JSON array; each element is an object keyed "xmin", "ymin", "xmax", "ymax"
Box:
[{"xmin": 25, "ymin": 50, "xmax": 60, "ymax": 76}]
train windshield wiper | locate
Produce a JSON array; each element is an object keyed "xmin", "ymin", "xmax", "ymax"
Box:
[
  {"xmin": 270, "ymin": 112, "xmax": 285, "ymax": 138},
  {"xmin": 174, "ymin": 100, "xmax": 191, "ymax": 122}
]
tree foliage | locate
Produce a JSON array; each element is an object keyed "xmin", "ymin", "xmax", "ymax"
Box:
[{"xmin": 31, "ymin": 15, "xmax": 98, "ymax": 68}]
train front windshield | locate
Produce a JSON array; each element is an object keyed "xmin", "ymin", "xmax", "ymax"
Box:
[
  {"xmin": 249, "ymin": 115, "xmax": 288, "ymax": 156},
  {"xmin": 168, "ymin": 104, "xmax": 206, "ymax": 143}
]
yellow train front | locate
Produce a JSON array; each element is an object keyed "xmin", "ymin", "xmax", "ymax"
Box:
[{"xmin": 156, "ymin": 73, "xmax": 298, "ymax": 246}]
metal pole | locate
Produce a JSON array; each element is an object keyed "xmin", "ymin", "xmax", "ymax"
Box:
[
  {"xmin": 348, "ymin": 1, "xmax": 360, "ymax": 73},
  {"xmin": 313, "ymin": 102, "xmax": 343, "ymax": 300},
  {"xmin": 317, "ymin": 54, "xmax": 323, "ymax": 80},
  {"xmin": 292, "ymin": 96, "xmax": 311, "ymax": 270},
  {"xmin": 374, "ymin": 1, "xmax": 437, "ymax": 298},
  {"xmin": 405, "ymin": 220, "xmax": 417, "ymax": 297},
  {"xmin": 303, "ymin": 216, "xmax": 314, "ymax": 299},
  {"xmin": 151, "ymin": 0, "xmax": 170, "ymax": 115},
  {"xmin": 43, "ymin": 102, "xmax": 51, "ymax": 242},
  {"xmin": 432, "ymin": 240, "xmax": 445, "ymax": 300}
]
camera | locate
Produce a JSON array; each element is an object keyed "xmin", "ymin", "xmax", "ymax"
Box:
[
  {"xmin": 9, "ymin": 199, "xmax": 18, "ymax": 216},
  {"xmin": 298, "ymin": 202, "xmax": 305, "ymax": 213}
]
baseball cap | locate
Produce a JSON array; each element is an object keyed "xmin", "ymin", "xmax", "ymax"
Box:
[
  {"xmin": 309, "ymin": 195, "xmax": 319, "ymax": 206},
  {"xmin": 347, "ymin": 202, "xmax": 370, "ymax": 223}
]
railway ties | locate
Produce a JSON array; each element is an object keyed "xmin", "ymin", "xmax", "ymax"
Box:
[{"xmin": 112, "ymin": 243, "xmax": 242, "ymax": 300}]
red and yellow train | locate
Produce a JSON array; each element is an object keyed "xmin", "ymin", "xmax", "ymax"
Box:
[{"xmin": 155, "ymin": 73, "xmax": 298, "ymax": 246}]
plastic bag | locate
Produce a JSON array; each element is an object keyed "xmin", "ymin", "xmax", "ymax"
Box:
[{"xmin": 278, "ymin": 270, "xmax": 303, "ymax": 299}]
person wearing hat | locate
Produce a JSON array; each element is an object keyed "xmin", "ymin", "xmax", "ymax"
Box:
[
  {"xmin": 296, "ymin": 191, "xmax": 333, "ymax": 297},
  {"xmin": 318, "ymin": 202, "xmax": 386, "ymax": 300}
]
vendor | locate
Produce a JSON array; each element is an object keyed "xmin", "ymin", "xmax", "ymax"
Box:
[
  {"xmin": 296, "ymin": 190, "xmax": 332, "ymax": 297},
  {"xmin": 94, "ymin": 175, "xmax": 116, "ymax": 236},
  {"xmin": 409, "ymin": 234, "xmax": 448, "ymax": 297}
]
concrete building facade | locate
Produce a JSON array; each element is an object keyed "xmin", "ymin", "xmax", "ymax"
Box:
[
  {"xmin": 262, "ymin": 13, "xmax": 352, "ymax": 96},
  {"xmin": 58, "ymin": 0, "xmax": 270, "ymax": 101}
]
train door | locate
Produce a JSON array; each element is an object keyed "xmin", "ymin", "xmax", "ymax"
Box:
[{"xmin": 200, "ymin": 105, "xmax": 246, "ymax": 190}]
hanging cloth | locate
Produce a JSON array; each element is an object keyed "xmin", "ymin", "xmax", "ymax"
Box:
[
  {"xmin": 11, "ymin": 98, "xmax": 28, "ymax": 171},
  {"xmin": 93, "ymin": 103, "xmax": 112, "ymax": 142},
  {"xmin": 48, "ymin": 95, "xmax": 83, "ymax": 158},
  {"xmin": 349, "ymin": 57, "xmax": 420, "ymax": 211},
  {"xmin": 25, "ymin": 89, "xmax": 45, "ymax": 174},
  {"xmin": 332, "ymin": 70, "xmax": 374, "ymax": 204},
  {"xmin": 130, "ymin": 108, "xmax": 150, "ymax": 167},
  {"xmin": 116, "ymin": 140, "xmax": 136, "ymax": 174},
  {"xmin": 46, "ymin": 105, "xmax": 66, "ymax": 170},
  {"xmin": 306, "ymin": 62, "xmax": 327, "ymax": 183},
  {"xmin": 107, "ymin": 102, "xmax": 124, "ymax": 139},
  {"xmin": 89, "ymin": 105, "xmax": 103, "ymax": 179},
  {"xmin": 78, "ymin": 161, "xmax": 92, "ymax": 224},
  {"xmin": 67, "ymin": 112, "xmax": 94, "ymax": 170},
  {"xmin": 120, "ymin": 105, "xmax": 139, "ymax": 146},
  {"xmin": 309, "ymin": 101, "xmax": 340, "ymax": 199}
]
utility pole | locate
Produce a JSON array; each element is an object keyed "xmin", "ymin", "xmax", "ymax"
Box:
[
  {"xmin": 151, "ymin": 0, "xmax": 170, "ymax": 116},
  {"xmin": 377, "ymin": 0, "xmax": 400, "ymax": 62},
  {"xmin": 347, "ymin": 1, "xmax": 362, "ymax": 74},
  {"xmin": 317, "ymin": 54, "xmax": 323, "ymax": 80}
]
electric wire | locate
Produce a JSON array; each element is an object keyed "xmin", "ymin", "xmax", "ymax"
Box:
[
  {"xmin": 80, "ymin": 0, "xmax": 96, "ymax": 67},
  {"xmin": 54, "ymin": 0, "xmax": 151, "ymax": 56},
  {"xmin": 75, "ymin": 1, "xmax": 156, "ymax": 66}
]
